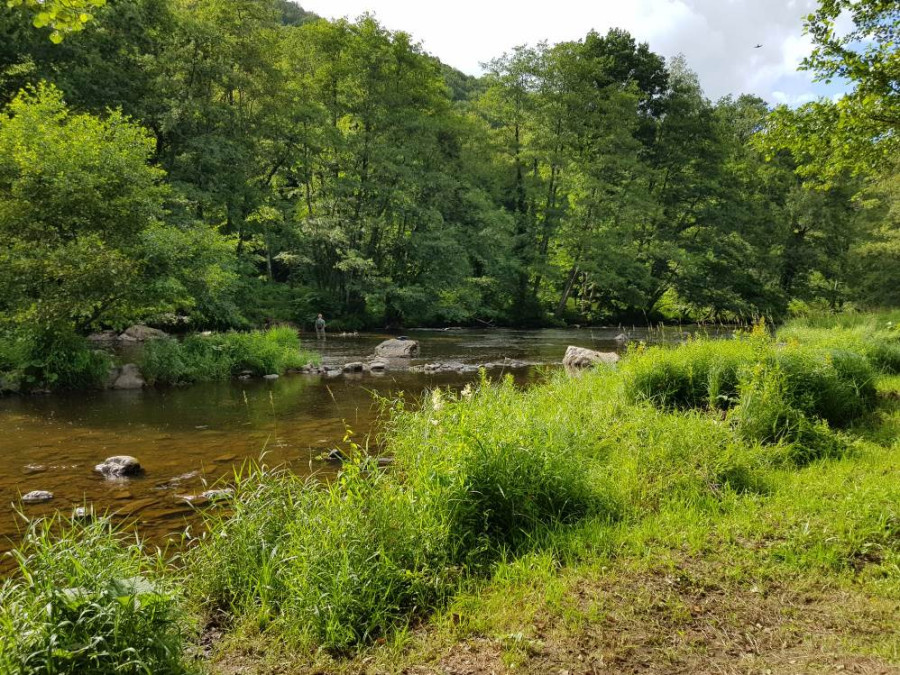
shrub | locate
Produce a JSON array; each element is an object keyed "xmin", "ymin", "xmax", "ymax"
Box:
[
  {"xmin": 140, "ymin": 327, "xmax": 318, "ymax": 385},
  {"xmin": 0, "ymin": 515, "xmax": 189, "ymax": 675},
  {"xmin": 0, "ymin": 326, "xmax": 110, "ymax": 392}
]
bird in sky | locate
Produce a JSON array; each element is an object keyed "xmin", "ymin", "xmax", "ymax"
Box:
[{"xmin": 754, "ymin": 44, "xmax": 763, "ymax": 48}]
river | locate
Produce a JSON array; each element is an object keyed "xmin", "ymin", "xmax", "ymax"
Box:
[{"xmin": 0, "ymin": 326, "xmax": 717, "ymax": 561}]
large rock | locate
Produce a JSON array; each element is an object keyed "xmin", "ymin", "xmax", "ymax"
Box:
[
  {"xmin": 112, "ymin": 364, "xmax": 145, "ymax": 390},
  {"xmin": 118, "ymin": 324, "xmax": 167, "ymax": 342},
  {"xmin": 374, "ymin": 338, "xmax": 419, "ymax": 359},
  {"xmin": 22, "ymin": 490, "xmax": 53, "ymax": 503},
  {"xmin": 95, "ymin": 455, "xmax": 144, "ymax": 478},
  {"xmin": 87, "ymin": 330, "xmax": 118, "ymax": 343},
  {"xmin": 563, "ymin": 346, "xmax": 620, "ymax": 369}
]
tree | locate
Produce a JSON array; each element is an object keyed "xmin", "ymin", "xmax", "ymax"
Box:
[
  {"xmin": 0, "ymin": 83, "xmax": 234, "ymax": 332},
  {"xmin": 6, "ymin": 0, "xmax": 106, "ymax": 42}
]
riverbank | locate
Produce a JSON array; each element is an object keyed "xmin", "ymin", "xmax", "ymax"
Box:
[
  {"xmin": 0, "ymin": 326, "xmax": 320, "ymax": 394},
  {"xmin": 1, "ymin": 315, "xmax": 898, "ymax": 673}
]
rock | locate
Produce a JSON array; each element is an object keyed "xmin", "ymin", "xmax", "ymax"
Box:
[
  {"xmin": 21, "ymin": 490, "xmax": 53, "ymax": 504},
  {"xmin": 87, "ymin": 330, "xmax": 118, "ymax": 343},
  {"xmin": 374, "ymin": 339, "xmax": 420, "ymax": 358},
  {"xmin": 324, "ymin": 448, "xmax": 348, "ymax": 462},
  {"xmin": 0, "ymin": 375, "xmax": 20, "ymax": 393},
  {"xmin": 263, "ymin": 374, "xmax": 279, "ymax": 381},
  {"xmin": 73, "ymin": 506, "xmax": 93, "ymax": 519},
  {"xmin": 563, "ymin": 346, "xmax": 620, "ymax": 369},
  {"xmin": 342, "ymin": 362, "xmax": 365, "ymax": 373},
  {"xmin": 614, "ymin": 333, "xmax": 629, "ymax": 343},
  {"xmin": 368, "ymin": 360, "xmax": 387, "ymax": 371},
  {"xmin": 105, "ymin": 366, "xmax": 122, "ymax": 389},
  {"xmin": 112, "ymin": 364, "xmax": 145, "ymax": 390},
  {"xmin": 95, "ymin": 455, "xmax": 144, "ymax": 478},
  {"xmin": 200, "ymin": 488, "xmax": 234, "ymax": 501},
  {"xmin": 118, "ymin": 324, "xmax": 167, "ymax": 342}
]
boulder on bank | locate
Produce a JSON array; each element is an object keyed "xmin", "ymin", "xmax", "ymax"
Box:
[
  {"xmin": 375, "ymin": 338, "xmax": 419, "ymax": 358},
  {"xmin": 118, "ymin": 324, "xmax": 167, "ymax": 342},
  {"xmin": 22, "ymin": 490, "xmax": 53, "ymax": 503},
  {"xmin": 343, "ymin": 362, "xmax": 365, "ymax": 373},
  {"xmin": 563, "ymin": 346, "xmax": 619, "ymax": 369},
  {"xmin": 111, "ymin": 363, "xmax": 145, "ymax": 390},
  {"xmin": 95, "ymin": 455, "xmax": 144, "ymax": 478}
]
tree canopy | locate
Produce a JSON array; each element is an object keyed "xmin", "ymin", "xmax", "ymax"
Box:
[{"xmin": 0, "ymin": 0, "xmax": 896, "ymax": 335}]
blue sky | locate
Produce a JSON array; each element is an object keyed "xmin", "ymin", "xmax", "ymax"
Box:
[{"xmin": 298, "ymin": 0, "xmax": 849, "ymax": 105}]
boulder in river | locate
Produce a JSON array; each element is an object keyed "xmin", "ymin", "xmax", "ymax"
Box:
[
  {"xmin": 21, "ymin": 490, "xmax": 53, "ymax": 504},
  {"xmin": 368, "ymin": 360, "xmax": 387, "ymax": 371},
  {"xmin": 111, "ymin": 364, "xmax": 146, "ymax": 390},
  {"xmin": 95, "ymin": 455, "xmax": 144, "ymax": 478},
  {"xmin": 343, "ymin": 362, "xmax": 365, "ymax": 373},
  {"xmin": 375, "ymin": 338, "xmax": 419, "ymax": 358},
  {"xmin": 87, "ymin": 330, "xmax": 118, "ymax": 343},
  {"xmin": 200, "ymin": 488, "xmax": 234, "ymax": 501},
  {"xmin": 563, "ymin": 346, "xmax": 620, "ymax": 369},
  {"xmin": 263, "ymin": 374, "xmax": 279, "ymax": 381},
  {"xmin": 118, "ymin": 324, "xmax": 167, "ymax": 342}
]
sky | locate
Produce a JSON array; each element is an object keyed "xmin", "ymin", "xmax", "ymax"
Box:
[{"xmin": 298, "ymin": 0, "xmax": 849, "ymax": 105}]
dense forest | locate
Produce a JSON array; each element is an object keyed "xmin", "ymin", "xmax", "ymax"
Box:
[{"xmin": 0, "ymin": 0, "xmax": 897, "ymax": 342}]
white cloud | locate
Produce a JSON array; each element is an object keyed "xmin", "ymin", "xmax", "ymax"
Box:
[{"xmin": 296, "ymin": 0, "xmax": 842, "ymax": 104}]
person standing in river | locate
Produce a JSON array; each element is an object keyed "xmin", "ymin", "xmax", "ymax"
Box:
[{"xmin": 315, "ymin": 313, "xmax": 326, "ymax": 339}]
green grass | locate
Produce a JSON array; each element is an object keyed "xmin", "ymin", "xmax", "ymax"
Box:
[
  {"xmin": 0, "ymin": 514, "xmax": 191, "ymax": 674},
  {"xmin": 140, "ymin": 326, "xmax": 319, "ymax": 385},
  {"xmin": 4, "ymin": 315, "xmax": 900, "ymax": 672}
]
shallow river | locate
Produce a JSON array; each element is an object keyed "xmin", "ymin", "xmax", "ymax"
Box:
[{"xmin": 0, "ymin": 326, "xmax": 715, "ymax": 562}]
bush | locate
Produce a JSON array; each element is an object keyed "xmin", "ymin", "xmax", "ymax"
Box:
[
  {"xmin": 0, "ymin": 326, "xmax": 111, "ymax": 392},
  {"xmin": 140, "ymin": 327, "xmax": 318, "ymax": 385},
  {"xmin": 0, "ymin": 515, "xmax": 189, "ymax": 675}
]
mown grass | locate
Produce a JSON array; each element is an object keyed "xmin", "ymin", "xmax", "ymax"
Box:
[
  {"xmin": 3, "ymin": 315, "xmax": 899, "ymax": 673},
  {"xmin": 139, "ymin": 326, "xmax": 319, "ymax": 385}
]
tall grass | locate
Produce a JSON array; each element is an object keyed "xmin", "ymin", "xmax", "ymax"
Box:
[
  {"xmin": 780, "ymin": 311, "xmax": 900, "ymax": 374},
  {"xmin": 140, "ymin": 326, "xmax": 319, "ymax": 385},
  {"xmin": 0, "ymin": 515, "xmax": 190, "ymax": 674},
  {"xmin": 4, "ymin": 316, "xmax": 896, "ymax": 667}
]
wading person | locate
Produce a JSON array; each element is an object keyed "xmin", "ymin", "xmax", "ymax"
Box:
[{"xmin": 315, "ymin": 313, "xmax": 326, "ymax": 338}]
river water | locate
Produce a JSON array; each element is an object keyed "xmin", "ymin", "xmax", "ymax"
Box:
[{"xmin": 0, "ymin": 326, "xmax": 715, "ymax": 562}]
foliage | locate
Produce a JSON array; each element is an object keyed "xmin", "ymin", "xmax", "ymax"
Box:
[
  {"xmin": 0, "ymin": 514, "xmax": 190, "ymax": 674},
  {"xmin": 139, "ymin": 326, "xmax": 318, "ymax": 385},
  {"xmin": 2, "ymin": 1, "xmax": 893, "ymax": 335},
  {"xmin": 0, "ymin": 325, "xmax": 111, "ymax": 392},
  {"xmin": 6, "ymin": 0, "xmax": 106, "ymax": 43}
]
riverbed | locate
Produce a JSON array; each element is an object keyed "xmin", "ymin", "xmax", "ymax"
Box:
[{"xmin": 0, "ymin": 326, "xmax": 718, "ymax": 560}]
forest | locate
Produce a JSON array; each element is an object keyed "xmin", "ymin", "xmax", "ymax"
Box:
[{"xmin": 0, "ymin": 0, "xmax": 897, "ymax": 353}]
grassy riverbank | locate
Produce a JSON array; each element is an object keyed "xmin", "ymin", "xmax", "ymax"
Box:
[
  {"xmin": 2, "ymin": 315, "xmax": 899, "ymax": 674},
  {"xmin": 0, "ymin": 326, "xmax": 319, "ymax": 392}
]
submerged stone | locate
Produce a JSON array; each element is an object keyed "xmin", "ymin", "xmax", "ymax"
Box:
[
  {"xmin": 21, "ymin": 490, "xmax": 53, "ymax": 503},
  {"xmin": 95, "ymin": 455, "xmax": 144, "ymax": 478}
]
